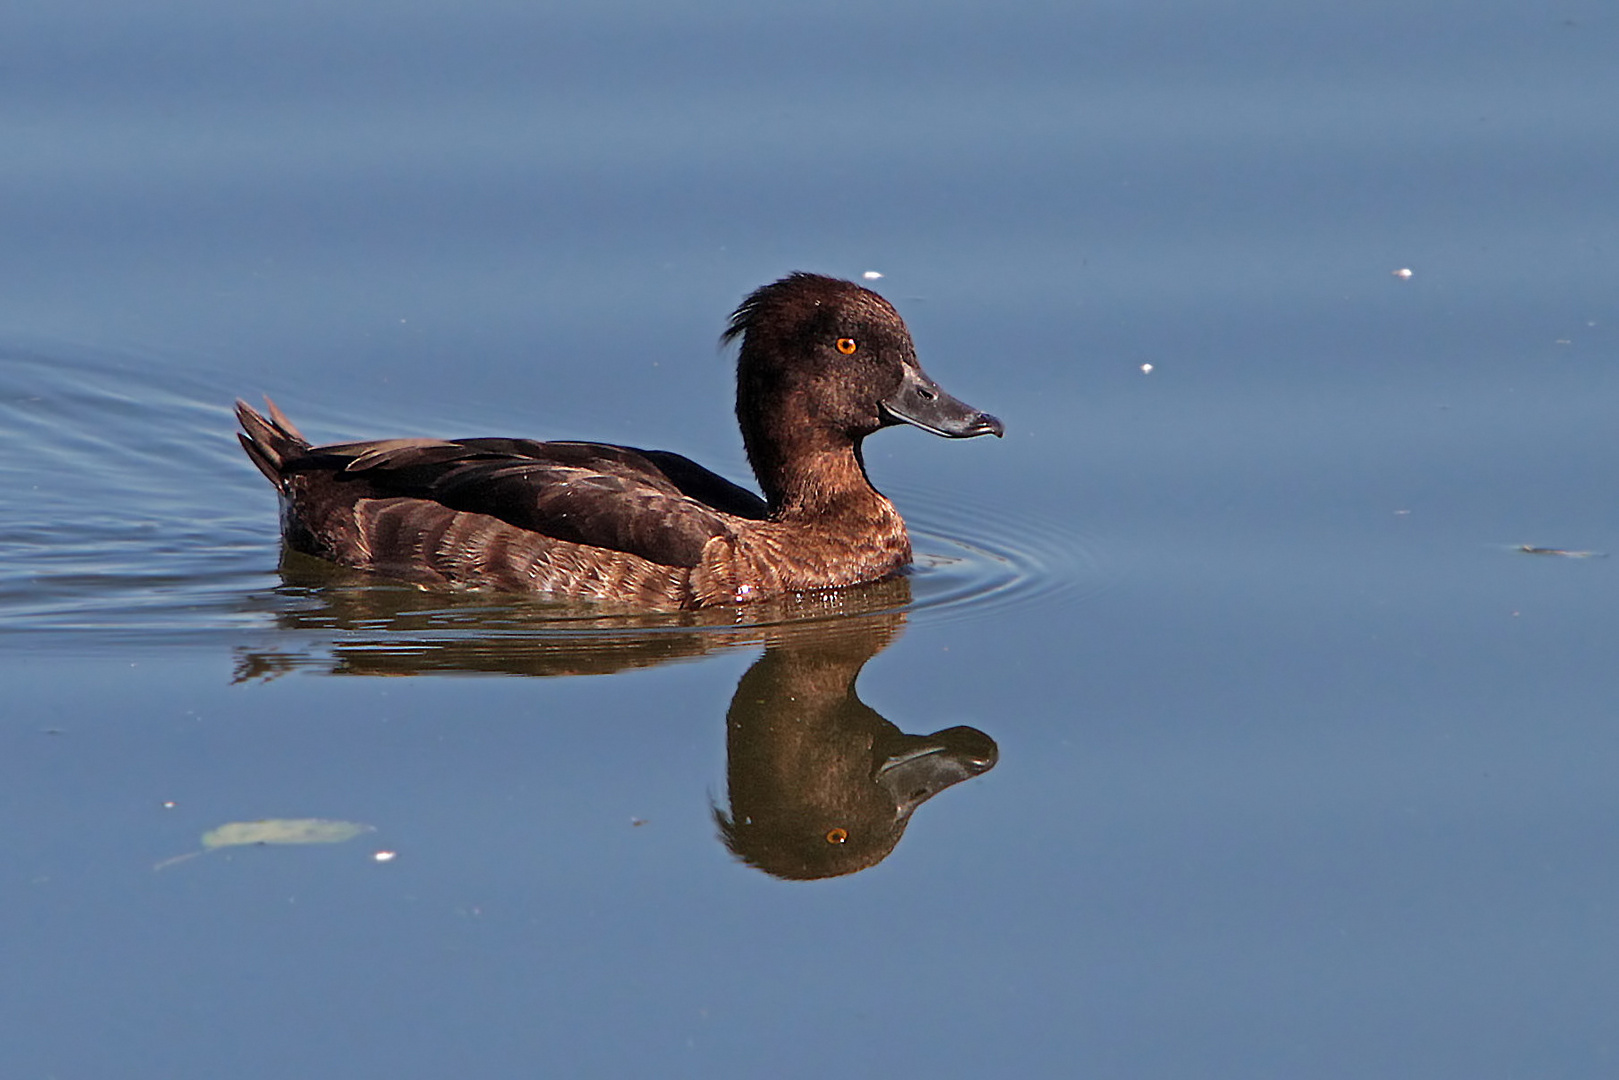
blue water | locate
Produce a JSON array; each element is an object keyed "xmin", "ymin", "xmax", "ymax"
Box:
[{"xmin": 4, "ymin": 1, "xmax": 1618, "ymax": 1076}]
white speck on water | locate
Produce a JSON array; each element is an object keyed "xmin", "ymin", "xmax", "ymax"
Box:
[
  {"xmin": 1140, "ymin": 363, "xmax": 1153, "ymax": 374},
  {"xmin": 862, "ymin": 270, "xmax": 883, "ymax": 280},
  {"xmin": 1392, "ymin": 268, "xmax": 1413, "ymax": 279}
]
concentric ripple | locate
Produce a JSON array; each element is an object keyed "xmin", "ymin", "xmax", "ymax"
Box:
[{"xmin": 899, "ymin": 483, "xmax": 1110, "ymax": 624}]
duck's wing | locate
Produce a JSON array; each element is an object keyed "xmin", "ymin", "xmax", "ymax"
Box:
[{"xmin": 293, "ymin": 437, "xmax": 766, "ymax": 569}]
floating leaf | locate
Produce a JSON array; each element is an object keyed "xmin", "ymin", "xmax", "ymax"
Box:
[{"xmin": 201, "ymin": 818, "xmax": 376, "ymax": 850}]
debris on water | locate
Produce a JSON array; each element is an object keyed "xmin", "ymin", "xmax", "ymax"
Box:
[
  {"xmin": 862, "ymin": 270, "xmax": 883, "ymax": 280},
  {"xmin": 154, "ymin": 817, "xmax": 377, "ymax": 871},
  {"xmin": 1517, "ymin": 545, "xmax": 1605, "ymax": 558},
  {"xmin": 201, "ymin": 819, "xmax": 376, "ymax": 849},
  {"xmin": 1392, "ymin": 268, "xmax": 1413, "ymax": 279}
]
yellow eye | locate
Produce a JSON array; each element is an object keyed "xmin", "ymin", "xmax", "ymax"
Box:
[
  {"xmin": 835, "ymin": 337, "xmax": 858, "ymax": 355},
  {"xmin": 825, "ymin": 827, "xmax": 849, "ymax": 844}
]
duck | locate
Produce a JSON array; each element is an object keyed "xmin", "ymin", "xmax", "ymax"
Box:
[{"xmin": 236, "ymin": 272, "xmax": 1003, "ymax": 609}]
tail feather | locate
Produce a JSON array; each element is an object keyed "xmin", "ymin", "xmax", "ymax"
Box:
[{"xmin": 235, "ymin": 397, "xmax": 310, "ymax": 491}]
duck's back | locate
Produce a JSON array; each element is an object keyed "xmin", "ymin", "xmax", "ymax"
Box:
[
  {"xmin": 305, "ymin": 436, "xmax": 768, "ymax": 567},
  {"xmin": 237, "ymin": 400, "xmax": 767, "ymax": 607}
]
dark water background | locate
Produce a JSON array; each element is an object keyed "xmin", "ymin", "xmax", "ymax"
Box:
[{"xmin": 4, "ymin": 1, "xmax": 1618, "ymax": 1076}]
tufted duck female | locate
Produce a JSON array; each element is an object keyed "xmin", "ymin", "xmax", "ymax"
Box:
[{"xmin": 236, "ymin": 273, "xmax": 1002, "ymax": 608}]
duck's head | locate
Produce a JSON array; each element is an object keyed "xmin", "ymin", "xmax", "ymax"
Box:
[{"xmin": 725, "ymin": 272, "xmax": 1004, "ymax": 445}]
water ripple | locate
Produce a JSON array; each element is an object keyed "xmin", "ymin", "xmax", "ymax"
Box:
[
  {"xmin": 901, "ymin": 484, "xmax": 1110, "ymax": 624},
  {"xmin": 0, "ymin": 345, "xmax": 1102, "ymax": 658}
]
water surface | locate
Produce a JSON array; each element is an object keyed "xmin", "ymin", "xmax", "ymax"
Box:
[{"xmin": 4, "ymin": 2, "xmax": 1618, "ymax": 1077}]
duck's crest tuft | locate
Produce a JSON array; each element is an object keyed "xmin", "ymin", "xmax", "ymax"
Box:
[{"xmin": 721, "ymin": 272, "xmax": 850, "ymax": 345}]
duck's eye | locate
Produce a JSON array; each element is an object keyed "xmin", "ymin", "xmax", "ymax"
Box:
[
  {"xmin": 825, "ymin": 827, "xmax": 849, "ymax": 844},
  {"xmin": 835, "ymin": 337, "xmax": 858, "ymax": 355}
]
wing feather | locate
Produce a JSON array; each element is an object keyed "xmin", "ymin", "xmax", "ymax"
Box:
[{"xmin": 282, "ymin": 437, "xmax": 766, "ymax": 569}]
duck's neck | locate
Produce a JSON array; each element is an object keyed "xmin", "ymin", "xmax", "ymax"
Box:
[{"xmin": 747, "ymin": 431, "xmax": 891, "ymax": 523}]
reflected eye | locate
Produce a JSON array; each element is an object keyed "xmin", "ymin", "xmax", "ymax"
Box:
[
  {"xmin": 825, "ymin": 827, "xmax": 849, "ymax": 844},
  {"xmin": 835, "ymin": 338, "xmax": 858, "ymax": 355}
]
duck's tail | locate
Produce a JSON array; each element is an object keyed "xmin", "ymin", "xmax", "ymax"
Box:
[{"xmin": 235, "ymin": 397, "xmax": 310, "ymax": 491}]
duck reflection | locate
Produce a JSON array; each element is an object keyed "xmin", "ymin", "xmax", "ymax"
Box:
[
  {"xmin": 236, "ymin": 553, "xmax": 997, "ymax": 878},
  {"xmin": 716, "ymin": 619, "xmax": 996, "ymax": 879}
]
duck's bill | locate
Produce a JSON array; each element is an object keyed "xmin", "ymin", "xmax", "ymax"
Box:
[
  {"xmin": 876, "ymin": 725, "xmax": 999, "ymax": 815},
  {"xmin": 881, "ymin": 367, "xmax": 1005, "ymax": 438}
]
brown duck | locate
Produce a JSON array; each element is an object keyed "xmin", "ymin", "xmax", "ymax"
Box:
[{"xmin": 237, "ymin": 273, "xmax": 1002, "ymax": 609}]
